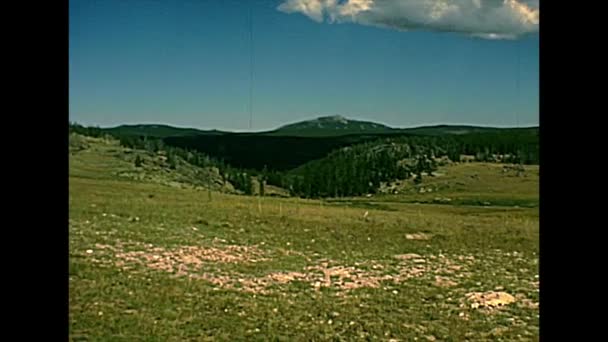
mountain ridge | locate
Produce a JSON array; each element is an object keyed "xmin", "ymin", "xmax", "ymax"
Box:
[{"xmin": 102, "ymin": 116, "xmax": 538, "ymax": 138}]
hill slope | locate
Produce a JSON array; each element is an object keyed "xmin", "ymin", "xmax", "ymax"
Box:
[
  {"xmin": 164, "ymin": 127, "xmax": 538, "ymax": 172},
  {"xmin": 69, "ymin": 133, "xmax": 235, "ymax": 192}
]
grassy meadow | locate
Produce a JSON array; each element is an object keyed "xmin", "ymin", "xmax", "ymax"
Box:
[{"xmin": 69, "ymin": 136, "xmax": 539, "ymax": 341}]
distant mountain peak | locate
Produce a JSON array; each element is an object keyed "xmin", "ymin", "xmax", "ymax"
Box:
[
  {"xmin": 271, "ymin": 115, "xmax": 394, "ymax": 137},
  {"xmin": 317, "ymin": 115, "xmax": 348, "ymax": 124}
]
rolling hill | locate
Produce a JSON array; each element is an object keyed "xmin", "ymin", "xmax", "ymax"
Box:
[
  {"xmin": 104, "ymin": 124, "xmax": 225, "ymax": 138},
  {"xmin": 96, "ymin": 117, "xmax": 537, "ymax": 172},
  {"xmin": 69, "ymin": 130, "xmax": 539, "ymax": 340}
]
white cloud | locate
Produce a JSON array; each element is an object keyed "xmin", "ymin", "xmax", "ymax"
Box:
[{"xmin": 277, "ymin": 0, "xmax": 539, "ymax": 39}]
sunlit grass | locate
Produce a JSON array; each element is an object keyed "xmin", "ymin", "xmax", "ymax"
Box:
[{"xmin": 69, "ymin": 136, "xmax": 539, "ymax": 341}]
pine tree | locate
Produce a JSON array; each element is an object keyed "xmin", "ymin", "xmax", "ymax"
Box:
[
  {"xmin": 167, "ymin": 152, "xmax": 177, "ymax": 169},
  {"xmin": 414, "ymin": 172, "xmax": 422, "ymax": 184},
  {"xmin": 134, "ymin": 155, "xmax": 143, "ymax": 167},
  {"xmin": 247, "ymin": 175, "xmax": 255, "ymax": 195},
  {"xmin": 259, "ymin": 177, "xmax": 265, "ymax": 197}
]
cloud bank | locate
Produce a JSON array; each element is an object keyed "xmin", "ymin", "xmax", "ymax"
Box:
[{"xmin": 277, "ymin": 0, "xmax": 539, "ymax": 39}]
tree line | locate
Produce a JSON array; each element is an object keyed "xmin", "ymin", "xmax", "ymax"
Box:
[
  {"xmin": 69, "ymin": 122, "xmax": 538, "ymax": 198},
  {"xmin": 261, "ymin": 132, "xmax": 538, "ymax": 198}
]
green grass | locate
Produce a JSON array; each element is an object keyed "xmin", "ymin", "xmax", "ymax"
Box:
[
  {"xmin": 69, "ymin": 134, "xmax": 232, "ymax": 192},
  {"xmin": 69, "ymin": 137, "xmax": 539, "ymax": 341},
  {"xmin": 329, "ymin": 162, "xmax": 540, "ymax": 210}
]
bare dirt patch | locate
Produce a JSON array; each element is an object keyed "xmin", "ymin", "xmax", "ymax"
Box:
[
  {"xmin": 305, "ymin": 263, "xmax": 393, "ymax": 292},
  {"xmin": 85, "ymin": 240, "xmax": 479, "ymax": 296},
  {"xmin": 92, "ymin": 240, "xmax": 268, "ymax": 274}
]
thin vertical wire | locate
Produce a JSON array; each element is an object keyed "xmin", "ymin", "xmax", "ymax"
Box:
[
  {"xmin": 248, "ymin": 3, "xmax": 254, "ymax": 130},
  {"xmin": 516, "ymin": 38, "xmax": 521, "ymax": 128}
]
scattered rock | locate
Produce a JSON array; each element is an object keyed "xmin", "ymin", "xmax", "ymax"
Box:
[
  {"xmin": 405, "ymin": 233, "xmax": 432, "ymax": 240},
  {"xmin": 394, "ymin": 253, "xmax": 422, "ymax": 260},
  {"xmin": 466, "ymin": 291, "xmax": 516, "ymax": 309},
  {"xmin": 490, "ymin": 327, "xmax": 509, "ymax": 336},
  {"xmin": 434, "ymin": 276, "xmax": 458, "ymax": 288}
]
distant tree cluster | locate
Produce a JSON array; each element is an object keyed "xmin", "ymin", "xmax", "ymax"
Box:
[
  {"xmin": 69, "ymin": 122, "xmax": 105, "ymax": 138},
  {"xmin": 114, "ymin": 133, "xmax": 263, "ymax": 195},
  {"xmin": 69, "ymin": 122, "xmax": 538, "ymax": 199},
  {"xmin": 70, "ymin": 122, "xmax": 238, "ymax": 189},
  {"xmin": 224, "ymin": 168, "xmax": 254, "ymax": 195},
  {"xmin": 271, "ymin": 141, "xmax": 438, "ymax": 198},
  {"xmin": 442, "ymin": 131, "xmax": 538, "ymax": 164},
  {"xmin": 163, "ymin": 128, "xmax": 538, "ymax": 171},
  {"xmin": 264, "ymin": 131, "xmax": 538, "ymax": 198},
  {"xmin": 116, "ymin": 134, "xmax": 223, "ymax": 168}
]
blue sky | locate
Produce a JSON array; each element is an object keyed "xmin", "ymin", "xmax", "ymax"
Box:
[{"xmin": 69, "ymin": 0, "xmax": 539, "ymax": 131}]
